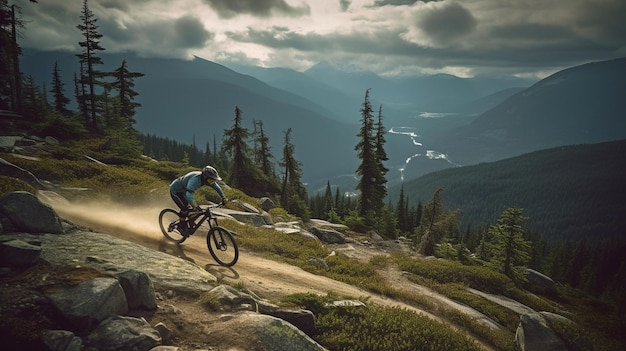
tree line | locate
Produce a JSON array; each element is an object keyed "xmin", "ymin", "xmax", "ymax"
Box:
[{"xmin": 2, "ymin": 0, "xmax": 145, "ymax": 159}]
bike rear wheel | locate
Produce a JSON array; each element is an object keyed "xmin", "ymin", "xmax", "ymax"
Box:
[
  {"xmin": 207, "ymin": 226, "xmax": 239, "ymax": 266},
  {"xmin": 159, "ymin": 208, "xmax": 188, "ymax": 244}
]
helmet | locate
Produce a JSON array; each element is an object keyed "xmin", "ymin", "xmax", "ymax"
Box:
[{"xmin": 202, "ymin": 165, "xmax": 222, "ymax": 181}]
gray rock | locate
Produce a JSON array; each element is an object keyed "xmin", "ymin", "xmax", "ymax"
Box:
[
  {"xmin": 0, "ymin": 191, "xmax": 63, "ymax": 233},
  {"xmin": 308, "ymin": 226, "xmax": 346, "ymax": 244},
  {"xmin": 47, "ymin": 277, "xmax": 129, "ymax": 330},
  {"xmin": 526, "ymin": 268, "xmax": 557, "ymax": 292},
  {"xmin": 86, "ymin": 315, "xmax": 161, "ymax": 351},
  {"xmin": 515, "ymin": 312, "xmax": 567, "ymax": 351},
  {"xmin": 209, "ymin": 284, "xmax": 258, "ymax": 311},
  {"xmin": 259, "ymin": 197, "xmax": 276, "ymax": 211},
  {"xmin": 266, "ymin": 309, "xmax": 317, "ymax": 338},
  {"xmin": 218, "ymin": 208, "xmax": 269, "ymax": 227},
  {"xmin": 115, "ymin": 269, "xmax": 158, "ymax": 310},
  {"xmin": 30, "ymin": 231, "xmax": 218, "ymax": 293},
  {"xmin": 232, "ymin": 200, "xmax": 260, "ymax": 213},
  {"xmin": 15, "ymin": 137, "xmax": 37, "ymax": 146},
  {"xmin": 153, "ymin": 322, "xmax": 174, "ymax": 343},
  {"xmin": 0, "ymin": 238, "xmax": 41, "ymax": 266},
  {"xmin": 253, "ymin": 313, "xmax": 327, "ymax": 351},
  {"xmin": 42, "ymin": 330, "xmax": 83, "ymax": 351}
]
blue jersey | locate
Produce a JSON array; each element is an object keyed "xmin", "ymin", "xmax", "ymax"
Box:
[{"xmin": 169, "ymin": 171, "xmax": 225, "ymax": 206}]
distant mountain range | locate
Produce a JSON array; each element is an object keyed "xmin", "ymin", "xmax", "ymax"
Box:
[
  {"xmin": 19, "ymin": 50, "xmax": 625, "ymax": 190},
  {"xmin": 433, "ymin": 57, "xmax": 626, "ymax": 166},
  {"xmin": 389, "ymin": 139, "xmax": 626, "ymax": 242}
]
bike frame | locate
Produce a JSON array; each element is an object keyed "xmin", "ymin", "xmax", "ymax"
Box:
[{"xmin": 185, "ymin": 205, "xmax": 220, "ymax": 235}]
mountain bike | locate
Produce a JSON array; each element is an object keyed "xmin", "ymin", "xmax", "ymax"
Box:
[{"xmin": 159, "ymin": 202, "xmax": 239, "ymax": 267}]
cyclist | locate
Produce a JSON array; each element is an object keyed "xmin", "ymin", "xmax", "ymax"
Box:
[{"xmin": 169, "ymin": 166, "xmax": 227, "ymax": 220}]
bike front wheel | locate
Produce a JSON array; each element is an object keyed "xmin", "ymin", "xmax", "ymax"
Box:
[
  {"xmin": 159, "ymin": 208, "xmax": 187, "ymax": 244},
  {"xmin": 207, "ymin": 226, "xmax": 239, "ymax": 266}
]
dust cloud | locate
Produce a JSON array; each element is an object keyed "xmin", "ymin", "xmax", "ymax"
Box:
[{"xmin": 38, "ymin": 190, "xmax": 175, "ymax": 243}]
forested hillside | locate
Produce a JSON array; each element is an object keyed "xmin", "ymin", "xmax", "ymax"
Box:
[{"xmin": 392, "ymin": 139, "xmax": 626, "ymax": 242}]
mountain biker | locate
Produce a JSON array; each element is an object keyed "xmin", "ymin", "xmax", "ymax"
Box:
[{"xmin": 169, "ymin": 166, "xmax": 227, "ymax": 219}]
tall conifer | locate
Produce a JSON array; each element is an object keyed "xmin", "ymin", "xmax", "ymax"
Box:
[
  {"xmin": 280, "ymin": 128, "xmax": 308, "ymax": 219},
  {"xmin": 76, "ymin": 0, "xmax": 105, "ymax": 132},
  {"xmin": 50, "ymin": 61, "xmax": 71, "ymax": 116},
  {"xmin": 355, "ymin": 89, "xmax": 380, "ymax": 217}
]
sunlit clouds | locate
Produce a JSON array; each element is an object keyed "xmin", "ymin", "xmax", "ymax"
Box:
[{"xmin": 12, "ymin": 0, "xmax": 626, "ymax": 78}]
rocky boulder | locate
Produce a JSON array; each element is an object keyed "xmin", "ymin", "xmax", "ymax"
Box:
[
  {"xmin": 85, "ymin": 315, "xmax": 162, "ymax": 351},
  {"xmin": 258, "ymin": 197, "xmax": 276, "ymax": 211},
  {"xmin": 47, "ymin": 277, "xmax": 129, "ymax": 331},
  {"xmin": 515, "ymin": 311, "xmax": 572, "ymax": 351},
  {"xmin": 0, "ymin": 191, "xmax": 63, "ymax": 234},
  {"xmin": 308, "ymin": 226, "xmax": 346, "ymax": 244},
  {"xmin": 526, "ymin": 268, "xmax": 558, "ymax": 294}
]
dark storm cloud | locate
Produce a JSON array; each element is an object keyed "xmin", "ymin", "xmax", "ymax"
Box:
[
  {"xmin": 203, "ymin": 0, "xmax": 310, "ymax": 19},
  {"xmin": 98, "ymin": 14, "xmax": 213, "ymax": 57},
  {"xmin": 172, "ymin": 15, "xmax": 214, "ymax": 48},
  {"xmin": 227, "ymin": 25, "xmax": 424, "ymax": 56},
  {"xmin": 417, "ymin": 2, "xmax": 476, "ymax": 44},
  {"xmin": 572, "ymin": 0, "xmax": 626, "ymax": 47}
]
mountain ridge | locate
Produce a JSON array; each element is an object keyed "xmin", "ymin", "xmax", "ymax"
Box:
[
  {"xmin": 438, "ymin": 57, "xmax": 626, "ymax": 165},
  {"xmin": 18, "ymin": 50, "xmax": 624, "ymax": 186},
  {"xmin": 389, "ymin": 139, "xmax": 626, "ymax": 241}
]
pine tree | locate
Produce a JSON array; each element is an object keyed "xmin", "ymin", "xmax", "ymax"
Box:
[
  {"xmin": 414, "ymin": 201, "xmax": 423, "ymax": 228},
  {"xmin": 222, "ymin": 106, "xmax": 252, "ymax": 189},
  {"xmin": 488, "ymin": 207, "xmax": 531, "ymax": 282},
  {"xmin": 0, "ymin": 1, "xmax": 14, "ymax": 110},
  {"xmin": 415, "ymin": 188, "xmax": 459, "ymax": 256},
  {"xmin": 334, "ymin": 187, "xmax": 345, "ymax": 219},
  {"xmin": 322, "ymin": 180, "xmax": 333, "ymax": 219},
  {"xmin": 280, "ymin": 128, "xmax": 309, "ymax": 219},
  {"xmin": 109, "ymin": 59, "xmax": 143, "ymax": 125},
  {"xmin": 355, "ymin": 89, "xmax": 386, "ymax": 218},
  {"xmin": 221, "ymin": 106, "xmax": 269, "ymax": 196},
  {"xmin": 253, "ymin": 120, "xmax": 275, "ymax": 178},
  {"xmin": 0, "ymin": 2, "xmax": 28, "ymax": 111},
  {"xmin": 76, "ymin": 0, "xmax": 105, "ymax": 132},
  {"xmin": 374, "ymin": 104, "xmax": 389, "ymax": 197},
  {"xmin": 50, "ymin": 61, "xmax": 71, "ymax": 116},
  {"xmin": 397, "ymin": 185, "xmax": 407, "ymax": 232},
  {"xmin": 21, "ymin": 75, "xmax": 47, "ymax": 121}
]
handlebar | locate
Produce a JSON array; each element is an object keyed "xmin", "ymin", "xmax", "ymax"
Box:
[{"xmin": 197, "ymin": 201, "xmax": 225, "ymax": 211}]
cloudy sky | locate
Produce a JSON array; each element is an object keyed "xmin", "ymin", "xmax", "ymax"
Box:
[{"xmin": 12, "ymin": 0, "xmax": 626, "ymax": 79}]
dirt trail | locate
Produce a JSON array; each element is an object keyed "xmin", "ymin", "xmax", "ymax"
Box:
[
  {"xmin": 53, "ymin": 201, "xmax": 438, "ymax": 317},
  {"xmin": 50, "ymin": 200, "xmax": 495, "ymax": 351}
]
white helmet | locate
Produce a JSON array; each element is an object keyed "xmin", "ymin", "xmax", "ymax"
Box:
[{"xmin": 202, "ymin": 165, "xmax": 222, "ymax": 181}]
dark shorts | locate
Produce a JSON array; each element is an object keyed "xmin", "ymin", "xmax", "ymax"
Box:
[{"xmin": 170, "ymin": 191, "xmax": 190, "ymax": 211}]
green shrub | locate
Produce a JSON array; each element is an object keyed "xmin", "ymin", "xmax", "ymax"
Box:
[
  {"xmin": 393, "ymin": 254, "xmax": 516, "ymax": 295},
  {"xmin": 317, "ymin": 305, "xmax": 483, "ymax": 351},
  {"xmin": 84, "ymin": 168, "xmax": 165, "ymax": 204},
  {"xmin": 231, "ymin": 221, "xmax": 329, "ymax": 261},
  {"xmin": 0, "ymin": 176, "xmax": 37, "ymax": 198},
  {"xmin": 268, "ymin": 207, "xmax": 297, "ymax": 222},
  {"xmin": 280, "ymin": 293, "xmax": 336, "ymax": 315}
]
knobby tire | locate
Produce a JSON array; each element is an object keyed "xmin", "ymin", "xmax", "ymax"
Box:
[
  {"xmin": 159, "ymin": 208, "xmax": 188, "ymax": 244},
  {"xmin": 207, "ymin": 226, "xmax": 239, "ymax": 266}
]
